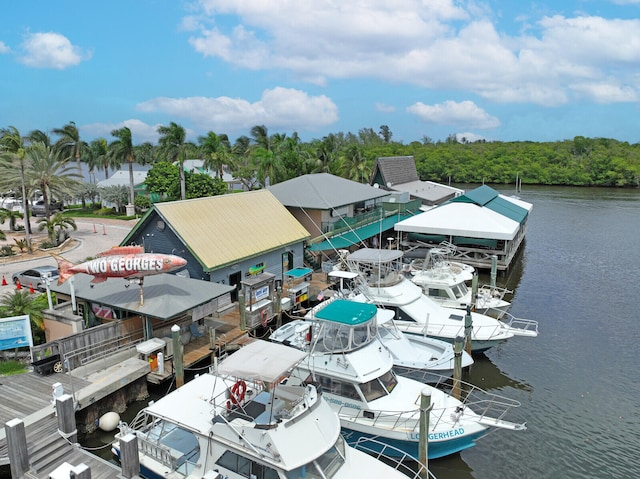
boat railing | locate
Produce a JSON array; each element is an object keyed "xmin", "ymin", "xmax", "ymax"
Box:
[
  {"xmin": 498, "ymin": 311, "xmax": 539, "ymax": 337},
  {"xmin": 348, "ymin": 436, "xmax": 437, "ymax": 479},
  {"xmin": 399, "ymin": 371, "xmax": 526, "ymax": 431},
  {"xmin": 413, "ymin": 321, "xmax": 508, "ymax": 342}
]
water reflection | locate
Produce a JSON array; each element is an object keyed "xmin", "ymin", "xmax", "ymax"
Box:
[{"xmin": 464, "ymin": 353, "xmax": 532, "ymax": 393}]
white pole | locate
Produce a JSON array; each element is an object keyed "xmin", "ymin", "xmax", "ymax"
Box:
[{"xmin": 69, "ymin": 276, "xmax": 77, "ymax": 314}]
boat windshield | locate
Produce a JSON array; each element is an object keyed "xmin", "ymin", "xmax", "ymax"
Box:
[
  {"xmin": 287, "ymin": 435, "xmax": 346, "ymax": 479},
  {"xmin": 359, "ymin": 370, "xmax": 398, "ymax": 401},
  {"xmin": 314, "ymin": 320, "xmax": 376, "ymax": 353},
  {"xmin": 452, "ymin": 283, "xmax": 468, "ymax": 298}
]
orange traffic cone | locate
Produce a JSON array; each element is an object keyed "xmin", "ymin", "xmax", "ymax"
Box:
[
  {"xmin": 29, "ymin": 283, "xmax": 35, "ymax": 294},
  {"xmin": 15, "ymin": 279, "xmax": 22, "ymax": 290},
  {"xmin": 1, "ymin": 275, "xmax": 7, "ymax": 286}
]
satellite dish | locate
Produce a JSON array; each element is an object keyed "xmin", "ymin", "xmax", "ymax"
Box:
[
  {"xmin": 373, "ymin": 183, "xmax": 379, "ymax": 188},
  {"xmin": 387, "ymin": 182, "xmax": 393, "ymax": 188}
]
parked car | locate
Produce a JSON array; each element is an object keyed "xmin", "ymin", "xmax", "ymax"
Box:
[
  {"xmin": 32, "ymin": 200, "xmax": 63, "ymax": 217},
  {"xmin": 12, "ymin": 266, "xmax": 59, "ymax": 291}
]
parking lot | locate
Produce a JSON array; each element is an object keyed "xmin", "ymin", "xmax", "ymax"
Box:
[{"xmin": 0, "ymin": 218, "xmax": 135, "ymax": 297}]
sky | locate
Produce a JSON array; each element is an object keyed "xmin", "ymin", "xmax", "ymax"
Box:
[{"xmin": 2, "ymin": 0, "xmax": 640, "ymax": 146}]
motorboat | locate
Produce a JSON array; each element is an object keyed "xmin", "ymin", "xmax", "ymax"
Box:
[
  {"xmin": 339, "ymin": 248, "xmax": 538, "ymax": 353},
  {"xmin": 112, "ymin": 339, "xmax": 413, "ymax": 479},
  {"xmin": 270, "ymin": 298, "xmax": 526, "ymax": 460},
  {"xmin": 410, "ymin": 245, "xmax": 511, "ymax": 317}
]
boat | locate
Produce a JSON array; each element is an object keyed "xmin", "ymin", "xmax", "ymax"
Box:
[
  {"xmin": 338, "ymin": 248, "xmax": 538, "ymax": 353},
  {"xmin": 273, "ymin": 302, "xmax": 473, "ymax": 380},
  {"xmin": 270, "ymin": 298, "xmax": 526, "ymax": 460},
  {"xmin": 112, "ymin": 339, "xmax": 413, "ymax": 479},
  {"xmin": 409, "ymin": 244, "xmax": 512, "ymax": 317}
]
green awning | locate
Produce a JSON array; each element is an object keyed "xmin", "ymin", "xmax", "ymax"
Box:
[{"xmin": 307, "ymin": 214, "xmax": 412, "ymax": 252}]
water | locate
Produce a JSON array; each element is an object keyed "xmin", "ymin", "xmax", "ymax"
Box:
[
  {"xmin": 431, "ymin": 185, "xmax": 640, "ymax": 479},
  {"xmin": 76, "ymin": 185, "xmax": 640, "ymax": 478}
]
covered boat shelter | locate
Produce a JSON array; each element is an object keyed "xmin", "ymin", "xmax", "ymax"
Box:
[
  {"xmin": 395, "ymin": 185, "xmax": 532, "ymax": 270},
  {"xmin": 47, "ymin": 273, "xmax": 235, "ymax": 342}
]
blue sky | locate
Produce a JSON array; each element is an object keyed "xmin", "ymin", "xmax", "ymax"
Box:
[{"xmin": 2, "ymin": 0, "xmax": 640, "ymax": 146}]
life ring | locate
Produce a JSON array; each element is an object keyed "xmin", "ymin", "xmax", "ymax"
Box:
[
  {"xmin": 260, "ymin": 309, "xmax": 269, "ymax": 327},
  {"xmin": 226, "ymin": 380, "xmax": 247, "ymax": 409}
]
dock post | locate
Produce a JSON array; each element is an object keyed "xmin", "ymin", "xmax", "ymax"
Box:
[
  {"xmin": 471, "ymin": 272, "xmax": 478, "ymax": 312},
  {"xmin": 418, "ymin": 388, "xmax": 432, "ymax": 478},
  {"xmin": 56, "ymin": 393, "xmax": 77, "ymax": 443},
  {"xmin": 275, "ymin": 286, "xmax": 282, "ymax": 329},
  {"xmin": 452, "ymin": 336, "xmax": 464, "ymax": 400},
  {"xmin": 491, "ymin": 255, "xmax": 498, "ymax": 288},
  {"xmin": 238, "ymin": 291, "xmax": 246, "ymax": 331},
  {"xmin": 6, "ymin": 418, "xmax": 29, "ymax": 479},
  {"xmin": 464, "ymin": 305, "xmax": 473, "ymax": 355},
  {"xmin": 120, "ymin": 433, "xmax": 141, "ymax": 479},
  {"xmin": 71, "ymin": 463, "xmax": 91, "ymax": 479},
  {"xmin": 172, "ymin": 324, "xmax": 184, "ymax": 388}
]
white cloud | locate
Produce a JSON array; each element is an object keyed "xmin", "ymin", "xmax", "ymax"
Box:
[
  {"xmin": 0, "ymin": 41, "xmax": 9, "ymax": 54},
  {"xmin": 81, "ymin": 119, "xmax": 163, "ymax": 145},
  {"xmin": 137, "ymin": 87, "xmax": 338, "ymax": 132},
  {"xmin": 407, "ymin": 100, "xmax": 500, "ymax": 129},
  {"xmin": 185, "ymin": 1, "xmax": 640, "ymax": 107},
  {"xmin": 18, "ymin": 32, "xmax": 90, "ymax": 69}
]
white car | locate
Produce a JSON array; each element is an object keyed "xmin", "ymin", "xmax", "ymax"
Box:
[{"xmin": 12, "ymin": 266, "xmax": 59, "ymax": 291}]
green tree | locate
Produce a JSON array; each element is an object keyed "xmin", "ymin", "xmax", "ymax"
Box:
[
  {"xmin": 37, "ymin": 213, "xmax": 77, "ymax": 245},
  {"xmin": 157, "ymin": 122, "xmax": 194, "ymax": 201},
  {"xmin": 109, "ymin": 127, "xmax": 136, "ymax": 206},
  {"xmin": 25, "ymin": 142, "xmax": 82, "ymax": 218},
  {"xmin": 51, "ymin": 121, "xmax": 88, "ymax": 176},
  {"xmin": 0, "ymin": 126, "xmax": 34, "ymax": 247},
  {"xmin": 199, "ymin": 131, "xmax": 232, "ymax": 178},
  {"xmin": 0, "ymin": 207, "xmax": 23, "ymax": 232},
  {"xmin": 145, "ymin": 162, "xmax": 180, "ymax": 198},
  {"xmin": 180, "ymin": 171, "xmax": 227, "ymax": 199},
  {"xmin": 0, "ymin": 290, "xmax": 49, "ymax": 344},
  {"xmin": 99, "ymin": 185, "xmax": 130, "ymax": 213},
  {"xmin": 86, "ymin": 137, "xmax": 110, "ymax": 181}
]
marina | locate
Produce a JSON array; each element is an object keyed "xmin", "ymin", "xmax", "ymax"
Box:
[{"xmin": 1, "ymin": 185, "xmax": 639, "ymax": 479}]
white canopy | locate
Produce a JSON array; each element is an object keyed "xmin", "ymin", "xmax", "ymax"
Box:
[
  {"xmin": 395, "ymin": 202, "xmax": 520, "ymax": 240},
  {"xmin": 217, "ymin": 340, "xmax": 307, "ymax": 384}
]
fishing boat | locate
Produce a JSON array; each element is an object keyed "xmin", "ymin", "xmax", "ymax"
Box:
[
  {"xmin": 339, "ymin": 248, "xmax": 538, "ymax": 353},
  {"xmin": 270, "ymin": 298, "xmax": 526, "ymax": 460},
  {"xmin": 112, "ymin": 340, "xmax": 412, "ymax": 479},
  {"xmin": 409, "ymin": 245, "xmax": 511, "ymax": 317},
  {"xmin": 272, "ymin": 303, "xmax": 473, "ymax": 379}
]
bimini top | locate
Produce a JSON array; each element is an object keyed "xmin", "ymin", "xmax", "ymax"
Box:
[
  {"xmin": 314, "ymin": 299, "xmax": 377, "ymax": 326},
  {"xmin": 217, "ymin": 340, "xmax": 307, "ymax": 384}
]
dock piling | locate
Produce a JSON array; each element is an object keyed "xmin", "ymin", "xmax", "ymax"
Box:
[
  {"xmin": 172, "ymin": 324, "xmax": 184, "ymax": 388},
  {"xmin": 452, "ymin": 336, "xmax": 464, "ymax": 400},
  {"xmin": 6, "ymin": 418, "xmax": 29, "ymax": 479},
  {"xmin": 464, "ymin": 305, "xmax": 473, "ymax": 355},
  {"xmin": 120, "ymin": 433, "xmax": 141, "ymax": 479},
  {"xmin": 56, "ymin": 394, "xmax": 77, "ymax": 443},
  {"xmin": 418, "ymin": 388, "xmax": 432, "ymax": 478}
]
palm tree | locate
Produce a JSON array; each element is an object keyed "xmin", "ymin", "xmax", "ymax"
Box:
[
  {"xmin": 27, "ymin": 129, "xmax": 52, "ymax": 148},
  {"xmin": 86, "ymin": 138, "xmax": 108, "ymax": 182},
  {"xmin": 157, "ymin": 122, "xmax": 192, "ymax": 201},
  {"xmin": 51, "ymin": 121, "xmax": 88, "ymax": 177},
  {"xmin": 37, "ymin": 213, "xmax": 77, "ymax": 244},
  {"xmin": 0, "ymin": 207, "xmax": 23, "ymax": 232},
  {"xmin": 199, "ymin": 131, "xmax": 232, "ymax": 178},
  {"xmin": 0, "ymin": 290, "xmax": 47, "ymax": 344},
  {"xmin": 25, "ymin": 142, "xmax": 82, "ymax": 218},
  {"xmin": 109, "ymin": 127, "xmax": 136, "ymax": 206},
  {"xmin": 0, "ymin": 126, "xmax": 33, "ymax": 249}
]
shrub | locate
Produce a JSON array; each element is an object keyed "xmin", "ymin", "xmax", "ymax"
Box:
[
  {"xmin": 0, "ymin": 245, "xmax": 15, "ymax": 256},
  {"xmin": 134, "ymin": 195, "xmax": 151, "ymax": 211},
  {"xmin": 94, "ymin": 207, "xmax": 116, "ymax": 216}
]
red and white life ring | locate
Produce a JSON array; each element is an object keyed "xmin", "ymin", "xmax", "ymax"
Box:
[
  {"xmin": 226, "ymin": 379, "xmax": 247, "ymax": 409},
  {"xmin": 260, "ymin": 309, "xmax": 269, "ymax": 327}
]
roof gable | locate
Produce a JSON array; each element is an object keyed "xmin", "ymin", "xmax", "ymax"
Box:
[
  {"xmin": 268, "ymin": 173, "xmax": 389, "ymax": 209},
  {"xmin": 136, "ymin": 190, "xmax": 310, "ymax": 270},
  {"xmin": 372, "ymin": 156, "xmax": 419, "ymax": 187}
]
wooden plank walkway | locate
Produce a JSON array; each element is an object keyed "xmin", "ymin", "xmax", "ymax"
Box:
[{"xmin": 0, "ymin": 371, "xmax": 89, "ymax": 428}]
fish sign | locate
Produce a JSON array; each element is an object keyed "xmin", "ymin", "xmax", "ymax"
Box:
[{"xmin": 52, "ymin": 252, "xmax": 187, "ymax": 285}]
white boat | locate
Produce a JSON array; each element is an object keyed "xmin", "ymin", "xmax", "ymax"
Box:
[
  {"xmin": 270, "ymin": 298, "xmax": 526, "ymax": 460},
  {"xmin": 409, "ymin": 245, "xmax": 512, "ymax": 317},
  {"xmin": 112, "ymin": 340, "xmax": 412, "ymax": 479},
  {"xmin": 340, "ymin": 248, "xmax": 538, "ymax": 353}
]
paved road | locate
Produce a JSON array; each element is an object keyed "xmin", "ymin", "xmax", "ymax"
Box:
[{"xmin": 0, "ymin": 218, "xmax": 135, "ymax": 295}]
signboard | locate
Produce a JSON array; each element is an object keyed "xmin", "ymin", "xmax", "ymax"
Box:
[
  {"xmin": 254, "ymin": 285, "xmax": 269, "ymax": 302},
  {"xmin": 0, "ymin": 315, "xmax": 33, "ymax": 351}
]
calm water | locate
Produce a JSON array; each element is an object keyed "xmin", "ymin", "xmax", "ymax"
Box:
[
  {"xmin": 431, "ymin": 185, "xmax": 640, "ymax": 479},
  {"xmin": 75, "ymin": 186, "xmax": 640, "ymax": 479}
]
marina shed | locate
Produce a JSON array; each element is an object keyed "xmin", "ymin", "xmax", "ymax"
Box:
[
  {"xmin": 394, "ymin": 185, "xmax": 532, "ymax": 270},
  {"xmin": 121, "ymin": 189, "xmax": 311, "ymax": 296},
  {"xmin": 370, "ymin": 156, "xmax": 464, "ymax": 206},
  {"xmin": 269, "ymin": 173, "xmax": 418, "ymax": 257}
]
